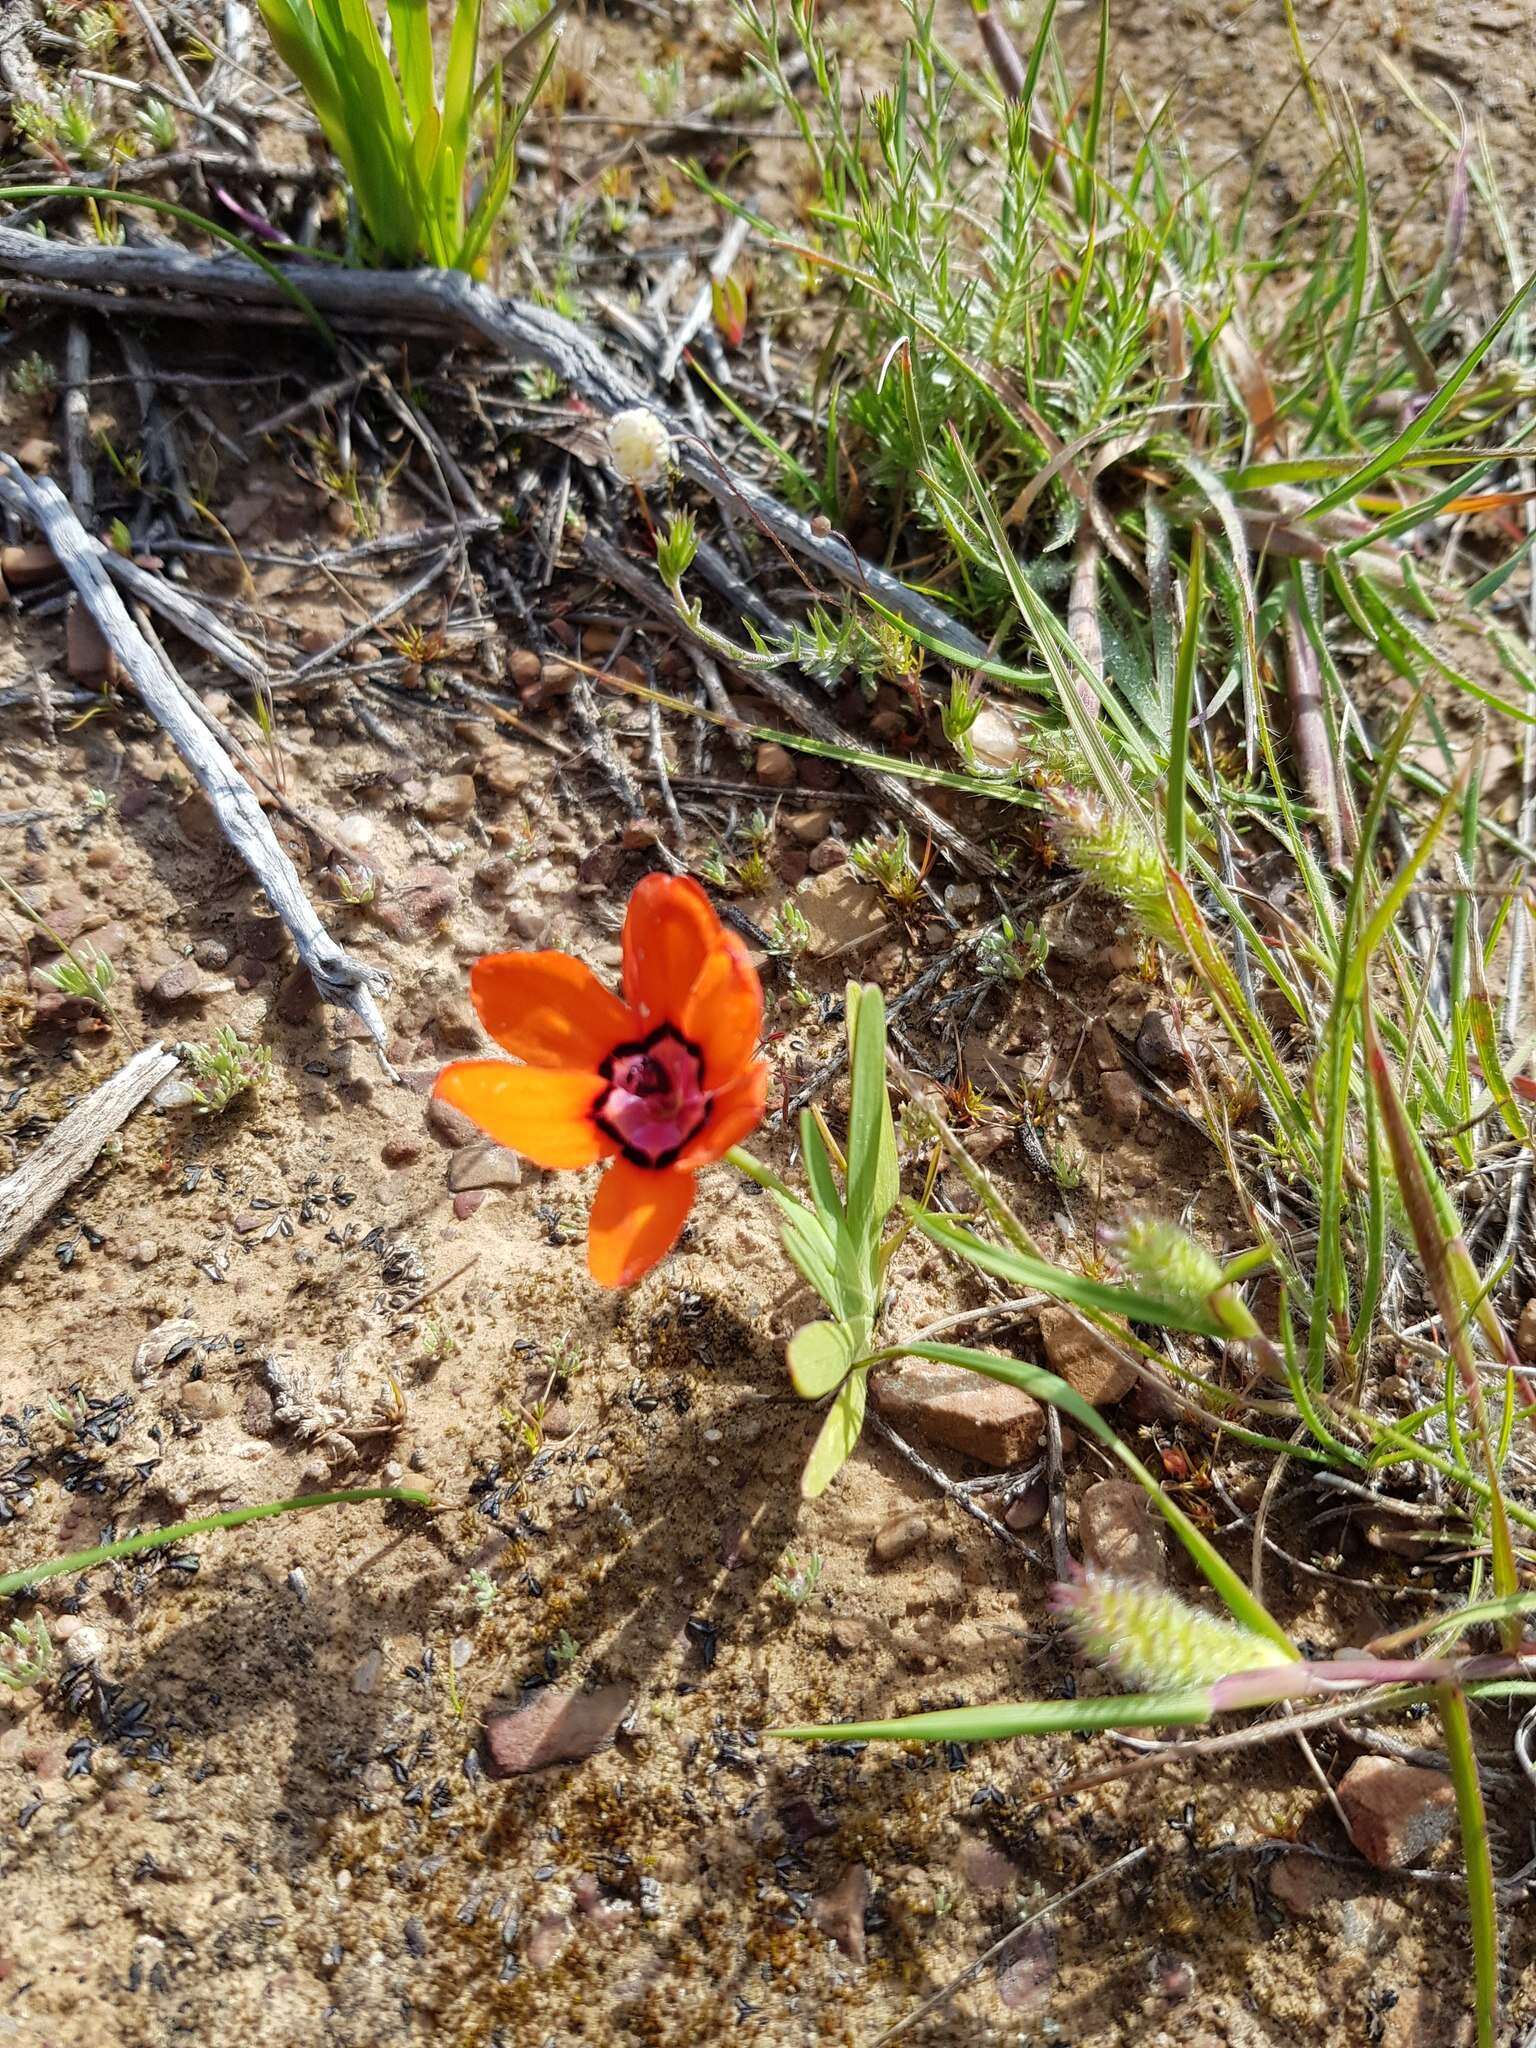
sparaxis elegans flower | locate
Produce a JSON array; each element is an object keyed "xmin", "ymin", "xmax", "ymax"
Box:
[{"xmin": 434, "ymin": 875, "xmax": 767, "ymax": 1287}]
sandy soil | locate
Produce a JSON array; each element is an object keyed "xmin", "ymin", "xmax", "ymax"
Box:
[{"xmin": 1, "ymin": 1, "xmax": 1534, "ymax": 2043}]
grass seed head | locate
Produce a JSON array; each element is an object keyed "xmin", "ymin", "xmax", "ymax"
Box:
[{"xmin": 1052, "ymin": 1570, "xmax": 1287, "ymax": 1691}]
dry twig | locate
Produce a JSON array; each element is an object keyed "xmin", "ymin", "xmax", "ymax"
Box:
[
  {"xmin": 0, "ymin": 458, "xmax": 392, "ymax": 1057},
  {"xmin": 0, "ymin": 1042, "xmax": 178, "ymax": 1267}
]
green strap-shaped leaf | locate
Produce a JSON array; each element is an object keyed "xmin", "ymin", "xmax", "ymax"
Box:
[
  {"xmin": 801, "ymin": 1369, "xmax": 867, "ymax": 1499},
  {"xmin": 388, "ymin": 0, "xmax": 435, "ymax": 128},
  {"xmin": 844, "ymin": 982, "xmax": 898, "ymax": 1248}
]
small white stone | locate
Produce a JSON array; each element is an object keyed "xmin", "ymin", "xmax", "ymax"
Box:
[
  {"xmin": 606, "ymin": 407, "xmax": 673, "ymax": 487},
  {"xmin": 63, "ymin": 1625, "xmax": 106, "ymax": 1667}
]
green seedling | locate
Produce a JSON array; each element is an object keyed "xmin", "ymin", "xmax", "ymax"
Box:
[
  {"xmin": 182, "ymin": 1027, "xmax": 273, "ymax": 1115},
  {"xmin": 771, "ymin": 982, "xmax": 901, "ymax": 1497},
  {"xmin": 0, "ymin": 1615, "xmax": 53, "ymax": 1691},
  {"xmin": 772, "ymin": 1551, "xmax": 824, "ymax": 1605},
  {"xmin": 39, "ymin": 946, "xmax": 117, "ymax": 1006}
]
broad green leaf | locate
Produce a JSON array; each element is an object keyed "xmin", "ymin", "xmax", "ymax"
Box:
[
  {"xmin": 787, "ymin": 1319, "xmax": 860, "ymax": 1399},
  {"xmin": 799, "ymin": 1108, "xmax": 844, "ymax": 1229},
  {"xmin": 832, "ymin": 1211, "xmax": 875, "ymax": 1330},
  {"xmin": 844, "ymin": 983, "xmax": 898, "ymax": 1248},
  {"xmin": 773, "ymin": 1689, "xmax": 1217, "ymax": 1743},
  {"xmin": 388, "ymin": 0, "xmax": 435, "ymax": 129},
  {"xmin": 772, "ymin": 1192, "xmax": 837, "ymax": 1307},
  {"xmin": 801, "ymin": 1368, "xmax": 867, "ymax": 1499}
]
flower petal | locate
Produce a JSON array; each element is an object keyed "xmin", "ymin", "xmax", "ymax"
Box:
[
  {"xmin": 587, "ymin": 1158, "xmax": 695, "ymax": 1287},
  {"xmin": 677, "ymin": 935, "xmax": 763, "ymax": 1088},
  {"xmin": 621, "ymin": 874, "xmax": 724, "ymax": 1032},
  {"xmin": 469, "ymin": 951, "xmax": 631, "ymax": 1068},
  {"xmin": 677, "ymin": 1060, "xmax": 769, "ymax": 1169},
  {"xmin": 434, "ymin": 1061, "xmax": 615, "ymax": 1170}
]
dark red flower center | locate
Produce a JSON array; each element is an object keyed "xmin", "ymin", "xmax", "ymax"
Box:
[{"xmin": 594, "ymin": 1024, "xmax": 709, "ymax": 1169}]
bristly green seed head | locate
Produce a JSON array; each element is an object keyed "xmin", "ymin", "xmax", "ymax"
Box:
[
  {"xmin": 1043, "ymin": 785, "xmax": 1178, "ymax": 946},
  {"xmin": 1105, "ymin": 1214, "xmax": 1224, "ymax": 1318},
  {"xmin": 1052, "ymin": 1570, "xmax": 1289, "ymax": 1691}
]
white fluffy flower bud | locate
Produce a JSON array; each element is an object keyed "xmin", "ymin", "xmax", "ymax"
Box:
[{"xmin": 606, "ymin": 407, "xmax": 673, "ymax": 487}]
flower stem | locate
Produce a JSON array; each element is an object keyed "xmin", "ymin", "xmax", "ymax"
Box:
[
  {"xmin": 0, "ymin": 1487, "xmax": 430, "ymax": 1598},
  {"xmin": 726, "ymin": 1144, "xmax": 798, "ymax": 1202}
]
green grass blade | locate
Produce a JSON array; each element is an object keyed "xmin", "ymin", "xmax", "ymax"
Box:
[
  {"xmin": 1363, "ymin": 993, "xmax": 1522, "ymax": 1631},
  {"xmin": 911, "ymin": 1210, "xmax": 1226, "ymax": 1335},
  {"xmin": 1165, "ymin": 524, "xmax": 1203, "ymax": 870},
  {"xmin": 1309, "ymin": 263, "xmax": 1536, "ymax": 517},
  {"xmin": 0, "ymin": 1487, "xmax": 428, "ymax": 1597},
  {"xmin": 1438, "ymin": 1685, "xmax": 1498, "ymax": 2048}
]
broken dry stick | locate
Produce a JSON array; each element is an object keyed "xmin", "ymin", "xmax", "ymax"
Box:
[
  {"xmin": 0, "ymin": 230, "xmax": 991, "ymax": 668},
  {"xmin": 0, "ymin": 1040, "xmax": 178, "ymax": 1266},
  {"xmin": 0, "ymin": 457, "xmax": 391, "ymax": 1056}
]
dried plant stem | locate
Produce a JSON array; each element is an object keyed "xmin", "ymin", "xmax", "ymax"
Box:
[{"xmin": 0, "ymin": 458, "xmax": 393, "ymax": 1057}]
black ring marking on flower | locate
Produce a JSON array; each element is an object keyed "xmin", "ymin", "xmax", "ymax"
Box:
[{"xmin": 592, "ymin": 1022, "xmax": 710, "ymax": 1171}]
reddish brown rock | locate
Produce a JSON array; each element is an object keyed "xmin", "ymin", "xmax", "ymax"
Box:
[
  {"xmin": 1099, "ymin": 1068, "xmax": 1143, "ymax": 1132},
  {"xmin": 66, "ymin": 599, "xmax": 118, "ymax": 684},
  {"xmin": 1038, "ymin": 1306, "xmax": 1136, "ymax": 1407},
  {"xmin": 872, "ymin": 1358, "xmax": 1044, "ymax": 1467},
  {"xmin": 0, "ymin": 543, "xmax": 59, "ymax": 589},
  {"xmin": 1337, "ymin": 1757, "xmax": 1456, "ymax": 1870},
  {"xmin": 421, "ymin": 773, "xmax": 477, "ymax": 822},
  {"xmin": 484, "ymin": 1684, "xmax": 631, "ymax": 1776},
  {"xmin": 872, "ymin": 1512, "xmax": 929, "ymax": 1564},
  {"xmin": 427, "ymin": 1094, "xmax": 480, "ymax": 1147},
  {"xmin": 810, "ymin": 1862, "xmax": 870, "ymax": 1964},
  {"xmin": 1077, "ymin": 1479, "xmax": 1165, "ymax": 1582},
  {"xmin": 754, "ymin": 742, "xmax": 795, "ymax": 787}
]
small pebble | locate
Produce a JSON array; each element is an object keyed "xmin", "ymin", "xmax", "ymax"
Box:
[
  {"xmin": 1004, "ymin": 1481, "xmax": 1048, "ymax": 1532},
  {"xmin": 351, "ymin": 1649, "xmax": 384, "ymax": 1696},
  {"xmin": 872, "ymin": 1512, "xmax": 929, "ymax": 1564},
  {"xmin": 62, "ymin": 1626, "xmax": 105, "ymax": 1668},
  {"xmin": 754, "ymin": 742, "xmax": 795, "ymax": 787},
  {"xmin": 421, "ymin": 773, "xmax": 477, "ymax": 822},
  {"xmin": 446, "ymin": 1140, "xmax": 522, "ymax": 1193}
]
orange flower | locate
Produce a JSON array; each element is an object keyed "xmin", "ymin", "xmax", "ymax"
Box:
[{"xmin": 434, "ymin": 875, "xmax": 768, "ymax": 1288}]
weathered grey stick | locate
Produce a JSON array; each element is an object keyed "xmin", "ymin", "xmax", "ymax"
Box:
[
  {"xmin": 0, "ymin": 458, "xmax": 391, "ymax": 1055},
  {"xmin": 657, "ymin": 214, "xmax": 751, "ymax": 385},
  {"xmin": 0, "ymin": 469, "xmax": 266, "ymax": 686},
  {"xmin": 0, "ymin": 230, "xmax": 991, "ymax": 666},
  {"xmin": 0, "ymin": 1041, "xmax": 177, "ymax": 1266}
]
